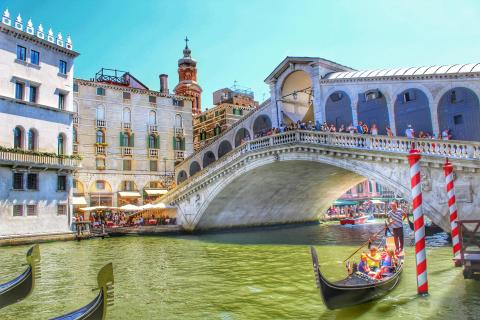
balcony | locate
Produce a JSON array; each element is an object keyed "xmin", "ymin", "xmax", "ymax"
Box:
[
  {"xmin": 175, "ymin": 150, "xmax": 185, "ymax": 161},
  {"xmin": 0, "ymin": 148, "xmax": 81, "ymax": 169},
  {"xmin": 175, "ymin": 127, "xmax": 184, "ymax": 136},
  {"xmin": 148, "ymin": 124, "xmax": 158, "ymax": 133},
  {"xmin": 149, "ymin": 148, "xmax": 159, "ymax": 158},
  {"xmin": 96, "ymin": 119, "xmax": 107, "ymax": 128},
  {"xmin": 73, "ymin": 115, "xmax": 79, "ymax": 125},
  {"xmin": 122, "ymin": 122, "xmax": 131, "ymax": 130},
  {"xmin": 121, "ymin": 147, "xmax": 133, "ymax": 156},
  {"xmin": 95, "ymin": 145, "xmax": 106, "ymax": 155}
]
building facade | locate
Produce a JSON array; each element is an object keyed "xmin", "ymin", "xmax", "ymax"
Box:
[
  {"xmin": 193, "ymin": 87, "xmax": 258, "ymax": 151},
  {"xmin": 173, "ymin": 39, "xmax": 202, "ymax": 115},
  {"xmin": 73, "ymin": 69, "xmax": 193, "ymax": 210},
  {"xmin": 0, "ymin": 9, "xmax": 80, "ymax": 237}
]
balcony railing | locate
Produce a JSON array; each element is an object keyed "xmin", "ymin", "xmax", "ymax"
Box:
[
  {"xmin": 73, "ymin": 115, "xmax": 79, "ymax": 125},
  {"xmin": 95, "ymin": 146, "xmax": 106, "ymax": 155},
  {"xmin": 96, "ymin": 119, "xmax": 107, "ymax": 128},
  {"xmin": 149, "ymin": 148, "xmax": 159, "ymax": 158},
  {"xmin": 122, "ymin": 122, "xmax": 131, "ymax": 130},
  {"xmin": 0, "ymin": 149, "xmax": 81, "ymax": 168},
  {"xmin": 148, "ymin": 124, "xmax": 158, "ymax": 133},
  {"xmin": 175, "ymin": 127, "xmax": 184, "ymax": 136},
  {"xmin": 175, "ymin": 150, "xmax": 185, "ymax": 161},
  {"xmin": 121, "ymin": 147, "xmax": 133, "ymax": 156}
]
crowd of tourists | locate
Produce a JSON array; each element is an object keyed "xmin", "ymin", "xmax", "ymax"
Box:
[
  {"xmin": 74, "ymin": 210, "xmax": 176, "ymax": 229},
  {"xmin": 253, "ymin": 119, "xmax": 454, "ymax": 141}
]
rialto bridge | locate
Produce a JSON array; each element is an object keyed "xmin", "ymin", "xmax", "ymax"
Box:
[{"xmin": 158, "ymin": 57, "xmax": 480, "ymax": 231}]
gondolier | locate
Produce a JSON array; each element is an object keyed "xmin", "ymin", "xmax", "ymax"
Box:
[{"xmin": 387, "ymin": 202, "xmax": 406, "ymax": 254}]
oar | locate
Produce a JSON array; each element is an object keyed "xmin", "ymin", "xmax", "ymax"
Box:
[{"xmin": 343, "ymin": 225, "xmax": 387, "ymax": 262}]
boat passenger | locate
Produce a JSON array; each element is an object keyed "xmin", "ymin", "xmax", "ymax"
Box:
[
  {"xmin": 366, "ymin": 246, "xmax": 381, "ymax": 271},
  {"xmin": 357, "ymin": 253, "xmax": 370, "ymax": 274},
  {"xmin": 380, "ymin": 249, "xmax": 396, "ymax": 274}
]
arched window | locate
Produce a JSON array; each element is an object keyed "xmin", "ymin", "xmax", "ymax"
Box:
[
  {"xmin": 200, "ymin": 130, "xmax": 206, "ymax": 141},
  {"xmin": 123, "ymin": 107, "xmax": 131, "ymax": 123},
  {"xmin": 214, "ymin": 124, "xmax": 221, "ymax": 136},
  {"xmin": 73, "ymin": 127, "xmax": 78, "ymax": 144},
  {"xmin": 57, "ymin": 133, "xmax": 65, "ymax": 155},
  {"xmin": 148, "ymin": 110, "xmax": 156, "ymax": 125},
  {"xmin": 356, "ymin": 183, "xmax": 364, "ymax": 194},
  {"xmin": 73, "ymin": 101, "xmax": 79, "ymax": 114},
  {"xmin": 175, "ymin": 114, "xmax": 183, "ymax": 128},
  {"xmin": 96, "ymin": 130, "xmax": 105, "ymax": 144},
  {"xmin": 96, "ymin": 105, "xmax": 105, "ymax": 120},
  {"xmin": 27, "ymin": 129, "xmax": 37, "ymax": 151},
  {"xmin": 14, "ymin": 126, "xmax": 24, "ymax": 149},
  {"xmin": 148, "ymin": 134, "xmax": 158, "ymax": 149}
]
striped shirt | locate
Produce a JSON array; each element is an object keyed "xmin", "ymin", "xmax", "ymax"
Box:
[{"xmin": 388, "ymin": 209, "xmax": 404, "ymax": 228}]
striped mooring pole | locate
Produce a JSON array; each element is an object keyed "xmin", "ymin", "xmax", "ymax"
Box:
[
  {"xmin": 443, "ymin": 159, "xmax": 461, "ymax": 264},
  {"xmin": 408, "ymin": 148, "xmax": 428, "ymax": 295}
]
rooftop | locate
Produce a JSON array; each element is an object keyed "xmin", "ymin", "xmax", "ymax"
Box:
[{"xmin": 1, "ymin": 8, "xmax": 77, "ymax": 56}]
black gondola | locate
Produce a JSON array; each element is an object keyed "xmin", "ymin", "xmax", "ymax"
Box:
[
  {"xmin": 407, "ymin": 215, "xmax": 444, "ymax": 236},
  {"xmin": 310, "ymin": 246, "xmax": 403, "ymax": 310},
  {"xmin": 50, "ymin": 263, "xmax": 114, "ymax": 320},
  {"xmin": 0, "ymin": 244, "xmax": 40, "ymax": 309}
]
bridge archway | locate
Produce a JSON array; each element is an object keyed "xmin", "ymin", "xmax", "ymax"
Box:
[
  {"xmin": 394, "ymin": 88, "xmax": 433, "ymax": 137},
  {"xmin": 218, "ymin": 140, "xmax": 233, "ymax": 159},
  {"xmin": 252, "ymin": 114, "xmax": 272, "ymax": 137},
  {"xmin": 234, "ymin": 128, "xmax": 251, "ymax": 147},
  {"xmin": 203, "ymin": 151, "xmax": 216, "ymax": 168},
  {"xmin": 357, "ymin": 90, "xmax": 389, "ymax": 134},
  {"xmin": 438, "ymin": 87, "xmax": 480, "ymax": 141},
  {"xmin": 177, "ymin": 170, "xmax": 188, "ymax": 184},
  {"xmin": 325, "ymin": 91, "xmax": 353, "ymax": 128},
  {"xmin": 280, "ymin": 70, "xmax": 313, "ymax": 124},
  {"xmin": 189, "ymin": 161, "xmax": 201, "ymax": 176}
]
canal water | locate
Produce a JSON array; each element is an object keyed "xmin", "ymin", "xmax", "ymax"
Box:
[{"xmin": 1, "ymin": 223, "xmax": 478, "ymax": 319}]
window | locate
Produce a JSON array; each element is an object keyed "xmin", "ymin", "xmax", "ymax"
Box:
[
  {"xmin": 58, "ymin": 93, "xmax": 66, "ymax": 110},
  {"xmin": 13, "ymin": 205, "xmax": 24, "ymax": 217},
  {"xmin": 123, "ymin": 159, "xmax": 132, "ymax": 171},
  {"xmin": 175, "ymin": 114, "xmax": 183, "ymax": 128},
  {"xmin": 29, "ymin": 86, "xmax": 38, "ymax": 103},
  {"xmin": 96, "ymin": 87, "xmax": 105, "ymax": 96},
  {"xmin": 96, "ymin": 130, "xmax": 105, "ymax": 143},
  {"xmin": 148, "ymin": 110, "xmax": 156, "ymax": 124},
  {"xmin": 57, "ymin": 205, "xmax": 67, "ymax": 215},
  {"xmin": 148, "ymin": 135, "xmax": 159, "ymax": 149},
  {"xmin": 173, "ymin": 99, "xmax": 183, "ymax": 106},
  {"xmin": 122, "ymin": 181, "xmax": 135, "ymax": 191},
  {"xmin": 174, "ymin": 137, "xmax": 185, "ymax": 150},
  {"xmin": 123, "ymin": 92, "xmax": 131, "ymax": 100},
  {"xmin": 14, "ymin": 126, "xmax": 23, "ymax": 149},
  {"xmin": 73, "ymin": 127, "xmax": 78, "ymax": 144},
  {"xmin": 376, "ymin": 183, "xmax": 383, "ymax": 193},
  {"xmin": 57, "ymin": 134, "xmax": 65, "ymax": 155},
  {"xmin": 15, "ymin": 82, "xmax": 24, "ymax": 100},
  {"xmin": 123, "ymin": 107, "xmax": 131, "ymax": 123},
  {"xmin": 27, "ymin": 173, "xmax": 38, "ymax": 190},
  {"xmin": 96, "ymin": 181, "xmax": 105, "ymax": 190},
  {"xmin": 73, "ymin": 83, "xmax": 79, "ymax": 92},
  {"xmin": 214, "ymin": 125, "xmax": 221, "ymax": 136},
  {"xmin": 59, "ymin": 60, "xmax": 67, "ymax": 74},
  {"xmin": 356, "ymin": 183, "xmax": 364, "ymax": 194},
  {"xmin": 13, "ymin": 172, "xmax": 24, "ymax": 190},
  {"xmin": 27, "ymin": 129, "xmax": 36, "ymax": 151},
  {"xmin": 450, "ymin": 90, "xmax": 457, "ymax": 104},
  {"xmin": 404, "ymin": 91, "xmax": 415, "ymax": 103},
  {"xmin": 26, "ymin": 204, "xmax": 37, "ymax": 216},
  {"xmin": 454, "ymin": 114, "xmax": 463, "ymax": 125},
  {"xmin": 57, "ymin": 175, "xmax": 67, "ymax": 191},
  {"xmin": 149, "ymin": 160, "xmax": 158, "ymax": 172},
  {"xmin": 149, "ymin": 95, "xmax": 156, "ymax": 103},
  {"xmin": 16, "ymin": 45, "xmax": 26, "ymax": 61},
  {"xmin": 96, "ymin": 105, "xmax": 105, "ymax": 120},
  {"xmin": 30, "ymin": 50, "xmax": 39, "ymax": 65},
  {"xmin": 96, "ymin": 158, "xmax": 106, "ymax": 169}
]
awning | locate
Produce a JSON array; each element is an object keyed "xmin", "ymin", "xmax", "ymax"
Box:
[
  {"xmin": 333, "ymin": 200, "xmax": 358, "ymax": 206},
  {"xmin": 371, "ymin": 199, "xmax": 385, "ymax": 204},
  {"xmin": 118, "ymin": 191, "xmax": 142, "ymax": 198},
  {"xmin": 72, "ymin": 196, "xmax": 87, "ymax": 206},
  {"xmin": 79, "ymin": 206, "xmax": 109, "ymax": 212},
  {"xmin": 144, "ymin": 189, "xmax": 168, "ymax": 196},
  {"xmin": 119, "ymin": 204, "xmax": 140, "ymax": 211}
]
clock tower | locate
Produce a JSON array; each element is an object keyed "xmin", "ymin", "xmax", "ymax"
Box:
[{"xmin": 174, "ymin": 37, "xmax": 202, "ymax": 115}]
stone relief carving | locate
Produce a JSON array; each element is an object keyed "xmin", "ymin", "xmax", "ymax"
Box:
[{"xmin": 421, "ymin": 168, "xmax": 431, "ymax": 192}]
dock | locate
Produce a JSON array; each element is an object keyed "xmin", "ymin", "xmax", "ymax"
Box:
[
  {"xmin": 453, "ymin": 220, "xmax": 480, "ymax": 280},
  {"xmin": 106, "ymin": 225, "xmax": 182, "ymax": 236}
]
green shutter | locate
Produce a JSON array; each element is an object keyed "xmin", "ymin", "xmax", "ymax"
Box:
[
  {"xmin": 119, "ymin": 132, "xmax": 124, "ymax": 147},
  {"xmin": 172, "ymin": 136, "xmax": 177, "ymax": 150},
  {"xmin": 181, "ymin": 138, "xmax": 185, "ymax": 150},
  {"xmin": 155, "ymin": 136, "xmax": 160, "ymax": 149},
  {"xmin": 130, "ymin": 133, "xmax": 135, "ymax": 147}
]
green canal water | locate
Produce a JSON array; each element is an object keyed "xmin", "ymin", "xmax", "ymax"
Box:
[{"xmin": 0, "ymin": 223, "xmax": 479, "ymax": 320}]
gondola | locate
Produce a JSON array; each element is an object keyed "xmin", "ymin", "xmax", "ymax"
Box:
[
  {"xmin": 310, "ymin": 246, "xmax": 403, "ymax": 310},
  {"xmin": 0, "ymin": 244, "xmax": 40, "ymax": 309},
  {"xmin": 407, "ymin": 215, "xmax": 444, "ymax": 236},
  {"xmin": 50, "ymin": 263, "xmax": 114, "ymax": 320}
]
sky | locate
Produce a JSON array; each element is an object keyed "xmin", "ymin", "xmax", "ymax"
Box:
[{"xmin": 4, "ymin": 0, "xmax": 480, "ymax": 109}]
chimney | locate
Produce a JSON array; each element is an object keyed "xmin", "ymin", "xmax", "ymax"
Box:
[{"xmin": 159, "ymin": 74, "xmax": 168, "ymax": 94}]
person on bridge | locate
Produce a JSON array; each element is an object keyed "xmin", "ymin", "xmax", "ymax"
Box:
[
  {"xmin": 386, "ymin": 202, "xmax": 407, "ymax": 254},
  {"xmin": 405, "ymin": 125, "xmax": 415, "ymax": 139},
  {"xmin": 357, "ymin": 121, "xmax": 364, "ymax": 134}
]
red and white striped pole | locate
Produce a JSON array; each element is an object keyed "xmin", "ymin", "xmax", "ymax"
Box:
[
  {"xmin": 443, "ymin": 159, "xmax": 461, "ymax": 263},
  {"xmin": 408, "ymin": 148, "xmax": 428, "ymax": 295}
]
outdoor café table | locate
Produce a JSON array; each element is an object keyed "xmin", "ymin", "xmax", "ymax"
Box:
[
  {"xmin": 148, "ymin": 219, "xmax": 157, "ymax": 225},
  {"xmin": 106, "ymin": 221, "xmax": 114, "ymax": 227}
]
